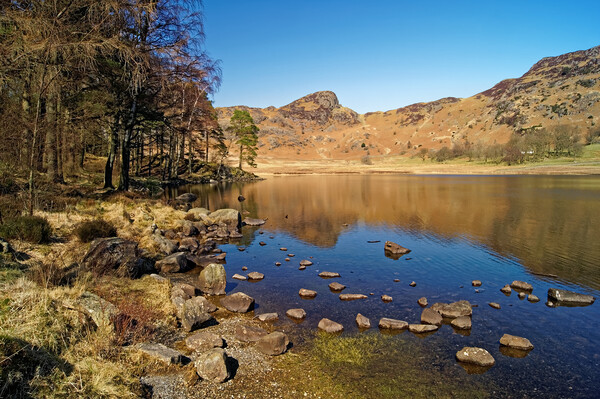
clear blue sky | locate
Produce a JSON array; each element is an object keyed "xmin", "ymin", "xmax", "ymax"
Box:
[{"xmin": 202, "ymin": 0, "xmax": 600, "ymax": 114}]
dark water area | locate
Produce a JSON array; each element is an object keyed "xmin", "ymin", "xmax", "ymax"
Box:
[{"xmin": 168, "ymin": 175, "xmax": 600, "ymax": 398}]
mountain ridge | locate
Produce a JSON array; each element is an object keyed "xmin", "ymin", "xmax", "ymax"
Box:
[{"xmin": 217, "ymin": 45, "xmax": 600, "ymax": 161}]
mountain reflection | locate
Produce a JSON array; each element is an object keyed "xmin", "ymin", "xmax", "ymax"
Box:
[{"xmin": 170, "ymin": 175, "xmax": 600, "ymax": 290}]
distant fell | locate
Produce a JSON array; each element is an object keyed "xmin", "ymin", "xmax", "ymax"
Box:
[{"xmin": 217, "ymin": 46, "xmax": 600, "ymax": 161}]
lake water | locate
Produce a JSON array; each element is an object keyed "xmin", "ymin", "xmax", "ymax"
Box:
[{"xmin": 169, "ymin": 175, "xmax": 600, "ymax": 398}]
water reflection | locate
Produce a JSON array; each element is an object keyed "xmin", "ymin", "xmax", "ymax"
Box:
[{"xmin": 168, "ymin": 175, "xmax": 600, "ymax": 290}]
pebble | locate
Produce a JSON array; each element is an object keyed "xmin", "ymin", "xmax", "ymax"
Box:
[
  {"xmin": 489, "ymin": 302, "xmax": 501, "ymax": 309},
  {"xmin": 409, "ymin": 281, "xmax": 417, "ymax": 287}
]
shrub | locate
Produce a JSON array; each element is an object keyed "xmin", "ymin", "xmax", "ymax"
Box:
[
  {"xmin": 0, "ymin": 216, "xmax": 52, "ymax": 243},
  {"xmin": 74, "ymin": 219, "xmax": 117, "ymax": 242}
]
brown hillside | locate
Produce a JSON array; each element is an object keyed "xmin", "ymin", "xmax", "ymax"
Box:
[{"xmin": 217, "ymin": 46, "xmax": 600, "ymax": 163}]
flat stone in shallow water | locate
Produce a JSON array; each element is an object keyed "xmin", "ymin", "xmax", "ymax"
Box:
[
  {"xmin": 408, "ymin": 324, "xmax": 439, "ymax": 334},
  {"xmin": 356, "ymin": 313, "xmax": 371, "ymax": 329},
  {"xmin": 299, "ymin": 288, "xmax": 317, "ymax": 299},
  {"xmin": 378, "ymin": 318, "xmax": 408, "ymax": 330},
  {"xmin": 547, "ymin": 288, "xmax": 595, "ymax": 306},
  {"xmin": 328, "ymin": 282, "xmax": 346, "ymax": 291},
  {"xmin": 489, "ymin": 302, "xmax": 501, "ymax": 309},
  {"xmin": 243, "ymin": 217, "xmax": 266, "ymax": 226},
  {"xmin": 247, "ymin": 272, "xmax": 264, "ymax": 281},
  {"xmin": 339, "ymin": 293, "xmax": 367, "ymax": 301},
  {"xmin": 451, "ymin": 316, "xmax": 472, "ymax": 330},
  {"xmin": 381, "ymin": 295, "xmax": 393, "ymax": 302},
  {"xmin": 299, "ymin": 259, "xmax": 313, "ymax": 266},
  {"xmin": 510, "ymin": 280, "xmax": 533, "ymax": 291},
  {"xmin": 528, "ymin": 294, "xmax": 540, "ymax": 303},
  {"xmin": 431, "ymin": 300, "xmax": 472, "ymax": 319},
  {"xmin": 220, "ymin": 292, "xmax": 255, "ymax": 313},
  {"xmin": 455, "ymin": 347, "xmax": 495, "ymax": 367},
  {"xmin": 318, "ymin": 318, "xmax": 344, "ymax": 333},
  {"xmin": 286, "ymin": 308, "xmax": 306, "ymax": 320},
  {"xmin": 232, "ymin": 273, "xmax": 246, "ymax": 281},
  {"xmin": 319, "ymin": 271, "xmax": 341, "ymax": 278},
  {"xmin": 500, "ymin": 285, "xmax": 512, "ymax": 294},
  {"xmin": 499, "ymin": 334, "xmax": 534, "ymax": 351},
  {"xmin": 417, "ymin": 297, "xmax": 428, "ymax": 307}
]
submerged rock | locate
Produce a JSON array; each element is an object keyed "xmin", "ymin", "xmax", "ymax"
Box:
[
  {"xmin": 257, "ymin": 312, "xmax": 279, "ymax": 322},
  {"xmin": 499, "ymin": 334, "xmax": 534, "ymax": 351},
  {"xmin": 318, "ymin": 318, "xmax": 344, "ymax": 333},
  {"xmin": 455, "ymin": 347, "xmax": 495, "ymax": 367},
  {"xmin": 547, "ymin": 288, "xmax": 595, "ymax": 306}
]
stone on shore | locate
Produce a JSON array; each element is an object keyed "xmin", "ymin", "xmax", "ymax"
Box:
[
  {"xmin": 138, "ymin": 343, "xmax": 186, "ymax": 365},
  {"xmin": 421, "ymin": 308, "xmax": 443, "ymax": 326},
  {"xmin": 547, "ymin": 288, "xmax": 595, "ymax": 306},
  {"xmin": 257, "ymin": 313, "xmax": 279, "ymax": 322},
  {"xmin": 499, "ymin": 334, "xmax": 534, "ymax": 350},
  {"xmin": 378, "ymin": 318, "xmax": 408, "ymax": 330},
  {"xmin": 208, "ymin": 209, "xmax": 242, "ymax": 230},
  {"xmin": 356, "ymin": 313, "xmax": 371, "ymax": 329},
  {"xmin": 195, "ymin": 348, "xmax": 230, "ymax": 383},
  {"xmin": 319, "ymin": 271, "xmax": 341, "ymax": 278},
  {"xmin": 328, "ymin": 282, "xmax": 346, "ymax": 291},
  {"xmin": 299, "ymin": 288, "xmax": 317, "ymax": 299},
  {"xmin": 76, "ymin": 291, "xmax": 118, "ymax": 331},
  {"xmin": 286, "ymin": 308, "xmax": 306, "ymax": 320},
  {"xmin": 155, "ymin": 252, "xmax": 189, "ymax": 273},
  {"xmin": 181, "ymin": 221, "xmax": 199, "ymax": 237},
  {"xmin": 455, "ymin": 347, "xmax": 495, "ymax": 367},
  {"xmin": 408, "ymin": 324, "xmax": 439, "ymax": 334},
  {"xmin": 234, "ymin": 325, "xmax": 268, "ymax": 343},
  {"xmin": 417, "ymin": 297, "xmax": 428, "ymax": 307},
  {"xmin": 181, "ymin": 297, "xmax": 215, "ymax": 332},
  {"xmin": 220, "ymin": 292, "xmax": 255, "ymax": 313},
  {"xmin": 318, "ymin": 318, "xmax": 344, "ymax": 333},
  {"xmin": 185, "ymin": 331, "xmax": 224, "ymax": 351},
  {"xmin": 81, "ymin": 238, "xmax": 151, "ymax": 278},
  {"xmin": 186, "ymin": 208, "xmax": 210, "ymax": 221},
  {"xmin": 152, "ymin": 234, "xmax": 178, "ymax": 255},
  {"xmin": 179, "ymin": 237, "xmax": 200, "ymax": 252},
  {"xmin": 510, "ymin": 280, "xmax": 533, "ymax": 291},
  {"xmin": 339, "ymin": 293, "xmax": 367, "ymax": 301},
  {"xmin": 451, "ymin": 316, "xmax": 472, "ymax": 330},
  {"xmin": 198, "ymin": 263, "xmax": 226, "ymax": 295},
  {"xmin": 257, "ymin": 332, "xmax": 289, "ymax": 356}
]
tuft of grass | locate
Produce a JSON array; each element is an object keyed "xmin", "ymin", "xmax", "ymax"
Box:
[
  {"xmin": 0, "ymin": 216, "xmax": 52, "ymax": 243},
  {"xmin": 74, "ymin": 219, "xmax": 117, "ymax": 243}
]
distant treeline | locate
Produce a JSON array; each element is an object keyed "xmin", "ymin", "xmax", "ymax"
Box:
[
  {"xmin": 0, "ymin": 1, "xmax": 227, "ymax": 213},
  {"xmin": 424, "ymin": 126, "xmax": 600, "ymax": 165}
]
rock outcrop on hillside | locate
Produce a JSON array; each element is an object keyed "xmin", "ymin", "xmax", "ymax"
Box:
[{"xmin": 217, "ymin": 46, "xmax": 600, "ymax": 161}]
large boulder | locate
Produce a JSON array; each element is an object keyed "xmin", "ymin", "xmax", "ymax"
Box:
[
  {"xmin": 155, "ymin": 252, "xmax": 189, "ymax": 273},
  {"xmin": 195, "ymin": 348, "xmax": 229, "ymax": 383},
  {"xmin": 176, "ymin": 193, "xmax": 198, "ymax": 203},
  {"xmin": 181, "ymin": 297, "xmax": 215, "ymax": 332},
  {"xmin": 256, "ymin": 332, "xmax": 289, "ymax": 356},
  {"xmin": 455, "ymin": 347, "xmax": 495, "ymax": 367},
  {"xmin": 198, "ymin": 263, "xmax": 226, "ymax": 295},
  {"xmin": 547, "ymin": 288, "xmax": 595, "ymax": 306},
  {"xmin": 431, "ymin": 300, "xmax": 472, "ymax": 319},
  {"xmin": 220, "ymin": 292, "xmax": 255, "ymax": 313},
  {"xmin": 208, "ymin": 209, "xmax": 241, "ymax": 230},
  {"xmin": 186, "ymin": 208, "xmax": 210, "ymax": 221},
  {"xmin": 179, "ymin": 237, "xmax": 200, "ymax": 252},
  {"xmin": 181, "ymin": 221, "xmax": 199, "ymax": 237},
  {"xmin": 81, "ymin": 238, "xmax": 152, "ymax": 278}
]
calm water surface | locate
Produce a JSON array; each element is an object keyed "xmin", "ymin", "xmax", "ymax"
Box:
[{"xmin": 170, "ymin": 175, "xmax": 600, "ymax": 398}]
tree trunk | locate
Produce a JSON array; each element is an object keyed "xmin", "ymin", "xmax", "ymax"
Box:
[
  {"xmin": 118, "ymin": 97, "xmax": 138, "ymax": 191},
  {"xmin": 239, "ymin": 143, "xmax": 243, "ymax": 170},
  {"xmin": 188, "ymin": 132, "xmax": 193, "ymax": 175},
  {"xmin": 205, "ymin": 129, "xmax": 209, "ymax": 163},
  {"xmin": 104, "ymin": 118, "xmax": 120, "ymax": 189}
]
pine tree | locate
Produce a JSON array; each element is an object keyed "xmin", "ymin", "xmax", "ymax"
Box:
[{"xmin": 229, "ymin": 110, "xmax": 259, "ymax": 170}]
